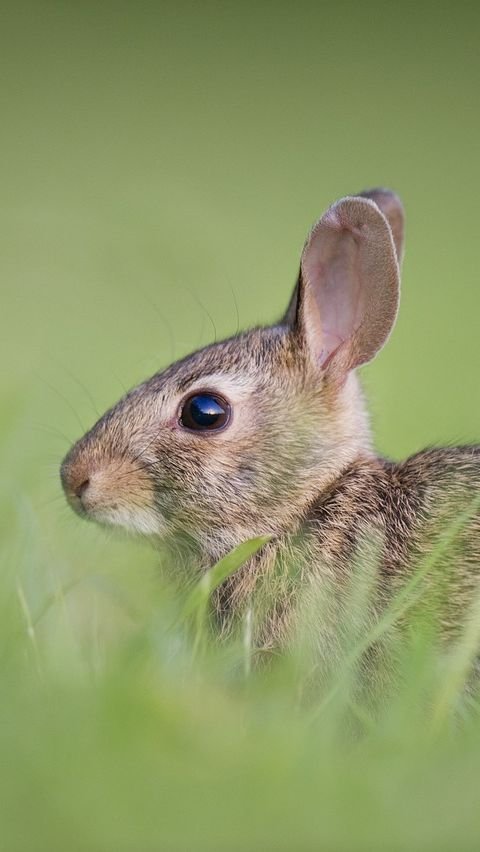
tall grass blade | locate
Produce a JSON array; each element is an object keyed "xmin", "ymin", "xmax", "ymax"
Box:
[
  {"xmin": 430, "ymin": 579, "xmax": 480, "ymax": 734},
  {"xmin": 312, "ymin": 494, "xmax": 480, "ymax": 718},
  {"xmin": 180, "ymin": 535, "xmax": 270, "ymax": 633}
]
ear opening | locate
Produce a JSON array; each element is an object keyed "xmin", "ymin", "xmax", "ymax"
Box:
[{"xmin": 285, "ymin": 194, "xmax": 400, "ymax": 377}]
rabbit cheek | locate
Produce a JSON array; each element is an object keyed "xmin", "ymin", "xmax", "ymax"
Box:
[
  {"xmin": 96, "ymin": 462, "xmax": 164, "ymax": 535},
  {"xmin": 152, "ymin": 438, "xmax": 232, "ymax": 530}
]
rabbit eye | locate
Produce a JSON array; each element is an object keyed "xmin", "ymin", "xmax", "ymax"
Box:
[{"xmin": 179, "ymin": 393, "xmax": 231, "ymax": 432}]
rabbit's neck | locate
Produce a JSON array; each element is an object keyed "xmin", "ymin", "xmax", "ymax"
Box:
[{"xmin": 211, "ymin": 451, "xmax": 396, "ymax": 647}]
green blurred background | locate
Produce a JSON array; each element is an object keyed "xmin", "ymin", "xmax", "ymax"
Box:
[
  {"xmin": 4, "ymin": 1, "xmax": 480, "ymax": 567},
  {"xmin": 2, "ymin": 3, "xmax": 480, "ymax": 850}
]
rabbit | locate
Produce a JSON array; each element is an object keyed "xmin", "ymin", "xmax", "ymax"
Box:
[{"xmin": 60, "ymin": 189, "xmax": 480, "ymax": 655}]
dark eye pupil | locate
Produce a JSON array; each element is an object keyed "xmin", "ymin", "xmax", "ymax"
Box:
[{"xmin": 180, "ymin": 394, "xmax": 230, "ymax": 431}]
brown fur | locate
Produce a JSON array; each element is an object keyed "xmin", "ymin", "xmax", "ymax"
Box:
[{"xmin": 60, "ymin": 189, "xmax": 480, "ymax": 654}]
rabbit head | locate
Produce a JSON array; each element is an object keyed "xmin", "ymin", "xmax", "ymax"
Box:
[{"xmin": 61, "ymin": 190, "xmax": 403, "ymax": 558}]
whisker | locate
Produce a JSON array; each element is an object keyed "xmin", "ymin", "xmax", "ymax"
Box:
[
  {"xmin": 42, "ymin": 456, "xmax": 69, "ymax": 468},
  {"xmin": 31, "ymin": 422, "xmax": 73, "ymax": 446},
  {"xmin": 122, "ymin": 430, "xmax": 163, "ymax": 471},
  {"xmin": 183, "ymin": 285, "xmax": 217, "ymax": 344},
  {"xmin": 108, "ymin": 456, "xmax": 161, "ymax": 488},
  {"xmin": 229, "ymin": 283, "xmax": 241, "ymax": 336},
  {"xmin": 61, "ymin": 365, "xmax": 102, "ymax": 419},
  {"xmin": 136, "ymin": 284, "xmax": 176, "ymax": 362},
  {"xmin": 38, "ymin": 493, "xmax": 66, "ymax": 509},
  {"xmin": 45, "ymin": 352, "xmax": 102, "ymax": 420},
  {"xmin": 33, "ymin": 372, "xmax": 86, "ymax": 435},
  {"xmin": 195, "ymin": 305, "xmax": 206, "ymax": 349},
  {"xmin": 106, "ymin": 368, "xmax": 129, "ymax": 397}
]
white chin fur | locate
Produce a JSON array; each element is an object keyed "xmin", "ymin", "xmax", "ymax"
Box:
[{"xmin": 94, "ymin": 506, "xmax": 166, "ymax": 536}]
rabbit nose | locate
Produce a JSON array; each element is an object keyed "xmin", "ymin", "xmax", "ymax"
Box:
[
  {"xmin": 60, "ymin": 457, "xmax": 91, "ymax": 506},
  {"xmin": 75, "ymin": 477, "xmax": 90, "ymax": 499}
]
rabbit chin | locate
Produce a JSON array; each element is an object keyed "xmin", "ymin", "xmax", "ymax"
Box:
[{"xmin": 92, "ymin": 504, "xmax": 166, "ymax": 536}]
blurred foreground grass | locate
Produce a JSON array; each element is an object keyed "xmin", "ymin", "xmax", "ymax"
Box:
[
  {"xmin": 3, "ymin": 509, "xmax": 480, "ymax": 852},
  {"xmin": 2, "ymin": 2, "xmax": 480, "ymax": 850}
]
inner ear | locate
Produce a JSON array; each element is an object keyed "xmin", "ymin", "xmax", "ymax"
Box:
[{"xmin": 293, "ymin": 196, "xmax": 400, "ymax": 375}]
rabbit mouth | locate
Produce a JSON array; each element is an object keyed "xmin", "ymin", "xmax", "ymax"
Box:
[
  {"xmin": 87, "ymin": 503, "xmax": 166, "ymax": 536},
  {"xmin": 63, "ymin": 482, "xmax": 166, "ymax": 536}
]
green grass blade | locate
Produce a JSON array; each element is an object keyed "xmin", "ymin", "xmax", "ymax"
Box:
[
  {"xmin": 430, "ymin": 579, "xmax": 480, "ymax": 734},
  {"xmin": 180, "ymin": 536, "xmax": 271, "ymax": 623},
  {"xmin": 312, "ymin": 494, "xmax": 480, "ymax": 719}
]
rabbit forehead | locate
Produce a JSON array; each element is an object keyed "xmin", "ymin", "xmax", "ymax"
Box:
[
  {"xmin": 153, "ymin": 326, "xmax": 294, "ymax": 386},
  {"xmin": 141, "ymin": 329, "xmax": 297, "ymax": 405},
  {"xmin": 174, "ymin": 371, "xmax": 259, "ymax": 401}
]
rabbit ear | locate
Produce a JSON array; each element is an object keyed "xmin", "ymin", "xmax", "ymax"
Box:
[
  {"xmin": 359, "ymin": 188, "xmax": 405, "ymax": 265},
  {"xmin": 287, "ymin": 195, "xmax": 400, "ymax": 376}
]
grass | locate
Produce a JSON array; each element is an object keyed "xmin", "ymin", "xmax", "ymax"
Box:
[
  {"xmin": 3, "ymin": 2, "xmax": 480, "ymax": 849},
  {"xmin": 2, "ymin": 507, "xmax": 480, "ymax": 852}
]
